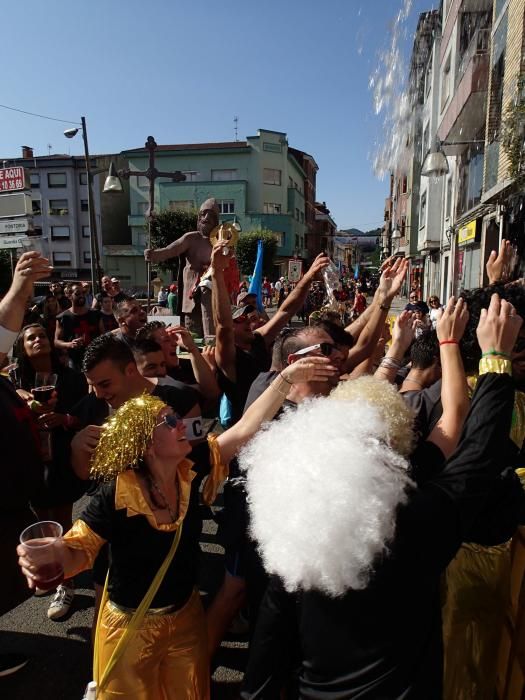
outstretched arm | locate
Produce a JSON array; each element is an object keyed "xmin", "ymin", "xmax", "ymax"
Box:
[
  {"xmin": 211, "ymin": 242, "xmax": 237, "ymax": 381},
  {"xmin": 374, "ymin": 309, "xmax": 415, "ymax": 383},
  {"xmin": 257, "ymin": 253, "xmax": 329, "ymax": 345},
  {"xmin": 144, "ymin": 232, "xmax": 190, "ymax": 264}
]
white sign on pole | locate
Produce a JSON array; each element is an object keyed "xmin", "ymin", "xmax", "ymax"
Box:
[
  {"xmin": 0, "ymin": 234, "xmax": 31, "ymax": 249},
  {"xmin": 0, "ymin": 218, "xmax": 30, "ymax": 234},
  {"xmin": 0, "ymin": 192, "xmax": 33, "ymax": 218}
]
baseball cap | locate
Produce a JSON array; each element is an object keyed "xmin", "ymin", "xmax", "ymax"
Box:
[
  {"xmin": 232, "ymin": 304, "xmax": 256, "ymax": 320},
  {"xmin": 237, "ymin": 291, "xmax": 257, "ymax": 304}
]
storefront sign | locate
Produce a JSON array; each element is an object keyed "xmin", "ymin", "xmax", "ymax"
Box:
[
  {"xmin": 288, "ymin": 259, "xmax": 303, "ymax": 282},
  {"xmin": 458, "ymin": 220, "xmax": 478, "ymax": 246}
]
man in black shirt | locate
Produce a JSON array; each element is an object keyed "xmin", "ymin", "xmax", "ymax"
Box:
[
  {"xmin": 112, "ymin": 298, "xmax": 147, "ymax": 346},
  {"xmin": 54, "ymin": 283, "xmax": 104, "ymax": 370}
]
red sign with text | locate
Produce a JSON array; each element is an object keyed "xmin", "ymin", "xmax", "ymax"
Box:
[{"xmin": 0, "ymin": 167, "xmax": 27, "ymax": 193}]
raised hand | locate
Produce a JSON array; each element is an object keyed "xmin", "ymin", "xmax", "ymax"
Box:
[
  {"xmin": 166, "ymin": 324, "xmax": 197, "ymax": 352},
  {"xmin": 281, "ymin": 355, "xmax": 339, "ymax": 384},
  {"xmin": 476, "ymin": 293, "xmax": 523, "ymax": 356},
  {"xmin": 210, "ymin": 241, "xmax": 231, "ymax": 273},
  {"xmin": 486, "ymin": 239, "xmax": 516, "ymax": 285},
  {"xmin": 12, "ymin": 251, "xmax": 52, "ymax": 294},
  {"xmin": 437, "ymin": 296, "xmax": 469, "ymax": 344},
  {"xmin": 377, "ymin": 257, "xmax": 409, "ymax": 305},
  {"xmin": 303, "ymin": 253, "xmax": 330, "ymax": 282},
  {"xmin": 392, "ymin": 310, "xmax": 416, "ymax": 353}
]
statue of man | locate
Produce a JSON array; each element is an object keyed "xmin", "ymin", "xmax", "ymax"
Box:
[{"xmin": 144, "ymin": 198, "xmax": 218, "ymax": 337}]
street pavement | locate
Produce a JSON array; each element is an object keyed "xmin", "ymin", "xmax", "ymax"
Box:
[{"xmin": 0, "ymin": 295, "xmax": 409, "ymax": 700}]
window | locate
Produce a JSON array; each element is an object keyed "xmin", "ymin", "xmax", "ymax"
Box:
[
  {"xmin": 295, "ymin": 208, "xmax": 300, "ymax": 221},
  {"xmin": 295, "ymin": 234, "xmax": 300, "ymax": 249},
  {"xmin": 52, "ymin": 252, "xmax": 72, "ymax": 267},
  {"xmin": 168, "ymin": 200, "xmax": 194, "ymax": 211},
  {"xmin": 30, "ymin": 173, "xmax": 40, "ymax": 189},
  {"xmin": 300, "ymin": 212, "xmax": 304, "ymax": 223},
  {"xmin": 82, "ymin": 225, "xmax": 90, "ymax": 238},
  {"xmin": 422, "ymin": 124, "xmax": 429, "ymax": 161},
  {"xmin": 49, "ymin": 199, "xmax": 68, "ymax": 215},
  {"xmin": 441, "ymin": 53, "xmax": 452, "ymax": 111},
  {"xmin": 80, "ymin": 199, "xmax": 89, "ymax": 212},
  {"xmin": 137, "ymin": 176, "xmax": 149, "ymax": 189},
  {"xmin": 263, "ymin": 202, "xmax": 281, "ymax": 214},
  {"xmin": 275, "ymin": 232, "xmax": 284, "ymax": 247},
  {"xmin": 182, "ymin": 171, "xmax": 199, "ymax": 182},
  {"xmin": 83, "ymin": 251, "xmax": 91, "ymax": 263},
  {"xmin": 211, "ymin": 169, "xmax": 237, "ymax": 181},
  {"xmin": 51, "ymin": 226, "xmax": 70, "ymax": 240},
  {"xmin": 48, "ymin": 172, "xmax": 67, "ymax": 188},
  {"xmin": 32, "ymin": 200, "xmax": 42, "ymax": 215},
  {"xmin": 445, "ymin": 178, "xmax": 452, "ymax": 219},
  {"xmin": 263, "ymin": 168, "xmax": 281, "ymax": 186},
  {"xmin": 137, "ymin": 201, "xmax": 148, "ymax": 215},
  {"xmin": 420, "ymin": 192, "xmax": 427, "ymax": 225},
  {"xmin": 79, "ymin": 172, "xmax": 88, "ymax": 185},
  {"xmin": 219, "ymin": 200, "xmax": 235, "ymax": 214},
  {"xmin": 425, "ymin": 55, "xmax": 433, "ymax": 96},
  {"xmin": 402, "ymin": 175, "xmax": 408, "ymax": 194}
]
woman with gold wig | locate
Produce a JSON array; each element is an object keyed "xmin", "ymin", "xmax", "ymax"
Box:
[{"xmin": 17, "ymin": 355, "xmax": 338, "ymax": 699}]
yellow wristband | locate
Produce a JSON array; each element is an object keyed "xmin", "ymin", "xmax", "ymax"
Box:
[{"xmin": 479, "ymin": 357, "xmax": 512, "ymax": 376}]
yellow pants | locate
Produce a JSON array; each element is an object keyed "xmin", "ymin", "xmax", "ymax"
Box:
[{"xmin": 95, "ymin": 589, "xmax": 210, "ymax": 699}]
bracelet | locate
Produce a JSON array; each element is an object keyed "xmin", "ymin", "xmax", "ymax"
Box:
[
  {"xmin": 439, "ymin": 340, "xmax": 459, "ymax": 346},
  {"xmin": 279, "ymin": 371, "xmax": 293, "ymax": 385},
  {"xmin": 270, "ymin": 381, "xmax": 289, "ymax": 398},
  {"xmin": 379, "ymin": 356, "xmax": 402, "ymax": 371},
  {"xmin": 481, "ymin": 349, "xmax": 511, "ymax": 360},
  {"xmin": 479, "ymin": 357, "xmax": 512, "ymax": 376},
  {"xmin": 379, "ymin": 304, "xmax": 391, "ymax": 313}
]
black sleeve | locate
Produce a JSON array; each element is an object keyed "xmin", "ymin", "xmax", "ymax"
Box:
[
  {"xmin": 241, "ymin": 576, "xmax": 299, "ymax": 699},
  {"xmin": 80, "ymin": 481, "xmax": 116, "ymax": 541},
  {"xmin": 154, "ymin": 383, "xmax": 200, "ymax": 416},
  {"xmin": 409, "ymin": 440, "xmax": 445, "ymax": 485}
]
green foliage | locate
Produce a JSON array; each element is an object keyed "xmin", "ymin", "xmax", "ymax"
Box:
[
  {"xmin": 502, "ymin": 71, "xmax": 525, "ymax": 185},
  {"xmin": 235, "ymin": 230, "xmax": 278, "ymax": 277},
  {"xmin": 148, "ymin": 209, "xmax": 198, "ymax": 272}
]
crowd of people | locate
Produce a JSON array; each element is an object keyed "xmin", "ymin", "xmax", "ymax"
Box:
[{"xmin": 1, "ymin": 237, "xmax": 525, "ymax": 699}]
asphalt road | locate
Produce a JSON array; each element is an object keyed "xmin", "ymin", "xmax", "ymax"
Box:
[{"xmin": 0, "ymin": 497, "xmax": 246, "ymax": 700}]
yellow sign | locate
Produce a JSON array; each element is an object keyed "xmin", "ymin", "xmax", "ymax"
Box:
[{"xmin": 458, "ymin": 220, "xmax": 477, "ymax": 246}]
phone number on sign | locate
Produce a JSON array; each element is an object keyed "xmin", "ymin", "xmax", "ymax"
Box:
[{"xmin": 0, "ymin": 179, "xmax": 24, "ymax": 191}]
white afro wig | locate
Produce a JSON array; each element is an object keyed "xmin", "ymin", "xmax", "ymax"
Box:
[{"xmin": 240, "ymin": 377, "xmax": 415, "ymax": 597}]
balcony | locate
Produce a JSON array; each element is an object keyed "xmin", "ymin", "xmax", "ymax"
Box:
[{"xmin": 438, "ymin": 32, "xmax": 490, "ymax": 146}]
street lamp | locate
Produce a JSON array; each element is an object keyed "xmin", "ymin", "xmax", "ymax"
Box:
[
  {"xmin": 421, "ymin": 139, "xmax": 485, "ymax": 177},
  {"xmin": 64, "ymin": 116, "xmax": 103, "ymax": 293},
  {"xmin": 104, "ymin": 136, "xmax": 187, "ymax": 308}
]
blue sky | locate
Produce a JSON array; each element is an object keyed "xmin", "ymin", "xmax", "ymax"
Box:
[{"xmin": 1, "ymin": 0, "xmax": 433, "ymax": 231}]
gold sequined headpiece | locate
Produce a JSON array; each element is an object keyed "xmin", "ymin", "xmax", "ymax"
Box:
[{"xmin": 90, "ymin": 393, "xmax": 167, "ymax": 481}]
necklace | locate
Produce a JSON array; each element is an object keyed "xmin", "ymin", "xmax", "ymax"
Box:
[{"xmin": 147, "ymin": 474, "xmax": 179, "ymax": 523}]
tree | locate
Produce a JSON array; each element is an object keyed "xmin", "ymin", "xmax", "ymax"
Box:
[
  {"xmin": 502, "ymin": 71, "xmax": 525, "ymax": 186},
  {"xmin": 148, "ymin": 208, "xmax": 198, "ymax": 273},
  {"xmin": 235, "ymin": 229, "xmax": 278, "ymax": 277}
]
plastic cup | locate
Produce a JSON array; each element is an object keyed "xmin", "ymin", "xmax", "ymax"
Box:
[{"xmin": 19, "ymin": 521, "xmax": 64, "ymax": 591}]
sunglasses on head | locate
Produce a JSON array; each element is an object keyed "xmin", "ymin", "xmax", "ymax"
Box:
[
  {"xmin": 155, "ymin": 413, "xmax": 183, "ymax": 430},
  {"xmin": 292, "ymin": 342, "xmax": 335, "ymax": 357}
]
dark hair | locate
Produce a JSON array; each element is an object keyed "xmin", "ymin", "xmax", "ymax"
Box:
[
  {"xmin": 310, "ymin": 319, "xmax": 354, "ymax": 348},
  {"xmin": 410, "ymin": 330, "xmax": 439, "ymax": 369},
  {"xmin": 280, "ymin": 327, "xmax": 329, "ymax": 366},
  {"xmin": 82, "ymin": 333, "xmax": 135, "ymax": 373},
  {"xmin": 460, "ymin": 284, "xmax": 525, "ymax": 373},
  {"xmin": 132, "ymin": 338, "xmax": 163, "ymax": 357},
  {"xmin": 135, "ymin": 321, "xmax": 166, "ymax": 343},
  {"xmin": 15, "ymin": 324, "xmax": 61, "ymax": 391},
  {"xmin": 114, "ymin": 299, "xmax": 138, "ymax": 320}
]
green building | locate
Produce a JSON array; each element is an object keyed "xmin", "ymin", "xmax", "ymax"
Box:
[{"xmin": 103, "ymin": 129, "xmax": 311, "ymax": 289}]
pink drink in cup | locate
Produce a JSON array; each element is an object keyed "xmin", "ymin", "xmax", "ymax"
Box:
[{"xmin": 20, "ymin": 521, "xmax": 64, "ymax": 590}]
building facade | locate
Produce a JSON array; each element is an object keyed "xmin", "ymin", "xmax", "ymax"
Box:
[{"xmin": 111, "ymin": 129, "xmax": 315, "ymax": 288}]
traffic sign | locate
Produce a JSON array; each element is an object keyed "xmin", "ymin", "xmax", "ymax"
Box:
[
  {"xmin": 0, "ymin": 218, "xmax": 31, "ymax": 234},
  {"xmin": 0, "ymin": 234, "xmax": 31, "ymax": 249},
  {"xmin": 0, "ymin": 166, "xmax": 28, "ymax": 192}
]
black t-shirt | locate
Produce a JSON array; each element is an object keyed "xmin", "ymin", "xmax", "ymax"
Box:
[
  {"xmin": 81, "ymin": 474, "xmax": 202, "ymax": 609},
  {"xmin": 56, "ymin": 309, "xmax": 101, "ymax": 368},
  {"xmin": 167, "ymin": 360, "xmax": 196, "ymax": 386},
  {"xmin": 219, "ymin": 332, "xmax": 272, "ymax": 424},
  {"xmin": 101, "ymin": 312, "xmax": 119, "ymax": 333}
]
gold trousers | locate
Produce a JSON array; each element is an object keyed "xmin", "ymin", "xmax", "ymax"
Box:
[{"xmin": 95, "ymin": 589, "xmax": 210, "ymax": 699}]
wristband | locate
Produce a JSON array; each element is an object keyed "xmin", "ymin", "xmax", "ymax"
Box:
[
  {"xmin": 481, "ymin": 349, "xmax": 511, "ymax": 360},
  {"xmin": 479, "ymin": 357, "xmax": 512, "ymax": 376},
  {"xmin": 379, "ymin": 304, "xmax": 391, "ymax": 313},
  {"xmin": 439, "ymin": 340, "xmax": 459, "ymax": 346}
]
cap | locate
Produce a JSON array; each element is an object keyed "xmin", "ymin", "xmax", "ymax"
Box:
[
  {"xmin": 237, "ymin": 291, "xmax": 257, "ymax": 304},
  {"xmin": 169, "ymin": 284, "xmax": 177, "ymax": 292},
  {"xmin": 232, "ymin": 304, "xmax": 256, "ymax": 320},
  {"xmin": 110, "ymin": 277, "xmax": 120, "ymax": 283},
  {"xmin": 280, "ymin": 276, "xmax": 285, "ymax": 281}
]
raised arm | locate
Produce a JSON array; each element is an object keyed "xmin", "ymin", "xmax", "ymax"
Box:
[
  {"xmin": 374, "ymin": 309, "xmax": 416, "ymax": 383},
  {"xmin": 256, "ymin": 253, "xmax": 329, "ymax": 345},
  {"xmin": 0, "ymin": 251, "xmax": 52, "ymax": 363},
  {"xmin": 426, "ymin": 297, "xmax": 470, "ymax": 458},
  {"xmin": 166, "ymin": 325, "xmax": 220, "ymax": 402},
  {"xmin": 211, "ymin": 242, "xmax": 237, "ymax": 381},
  {"xmin": 216, "ymin": 356, "xmax": 338, "ymax": 464}
]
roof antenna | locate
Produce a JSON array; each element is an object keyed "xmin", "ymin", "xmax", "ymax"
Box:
[
  {"xmin": 47, "ymin": 143, "xmax": 52, "ymax": 155},
  {"xmin": 234, "ymin": 116, "xmax": 238, "ymax": 142}
]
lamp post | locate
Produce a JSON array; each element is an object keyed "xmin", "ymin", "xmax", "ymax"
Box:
[
  {"xmin": 107, "ymin": 136, "xmax": 186, "ymax": 309},
  {"xmin": 64, "ymin": 117, "xmax": 103, "ymax": 294}
]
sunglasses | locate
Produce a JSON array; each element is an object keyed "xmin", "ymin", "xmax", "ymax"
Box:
[
  {"xmin": 155, "ymin": 413, "xmax": 183, "ymax": 430},
  {"xmin": 292, "ymin": 342, "xmax": 336, "ymax": 357}
]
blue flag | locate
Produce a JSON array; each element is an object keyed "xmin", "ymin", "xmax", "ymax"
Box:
[
  {"xmin": 248, "ymin": 239, "xmax": 264, "ymax": 312},
  {"xmin": 354, "ymin": 262, "xmax": 360, "ymax": 280}
]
